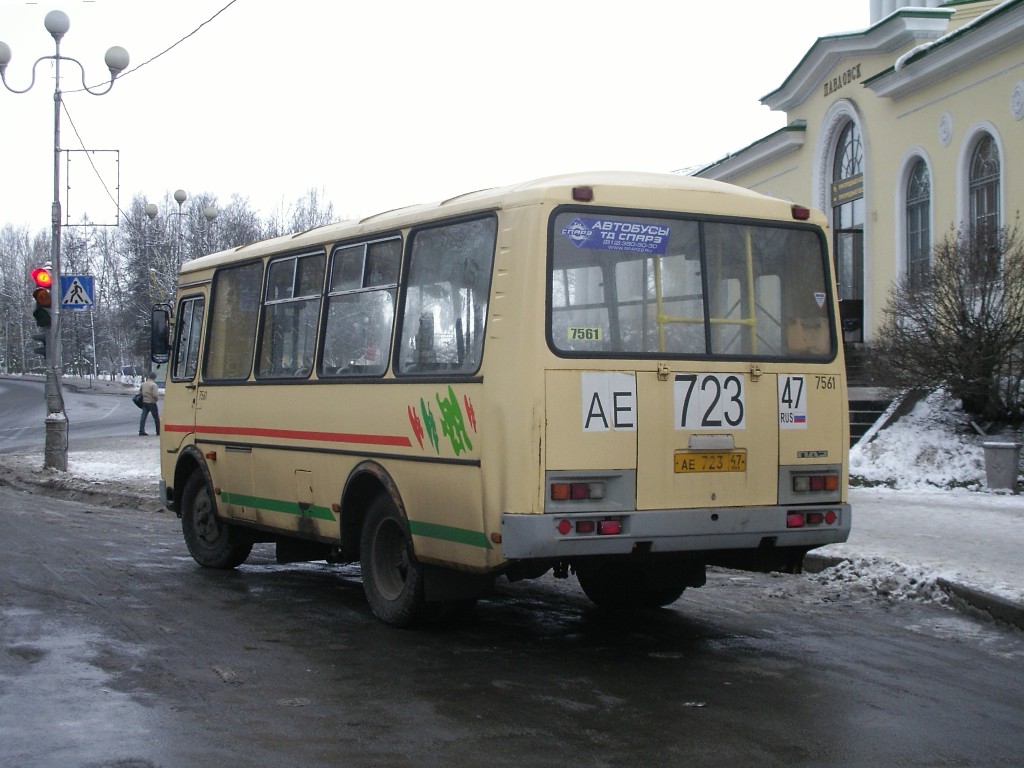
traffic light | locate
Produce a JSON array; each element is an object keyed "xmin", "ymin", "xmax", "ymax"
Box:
[
  {"xmin": 31, "ymin": 267, "xmax": 52, "ymax": 328},
  {"xmin": 31, "ymin": 331, "xmax": 47, "ymax": 357}
]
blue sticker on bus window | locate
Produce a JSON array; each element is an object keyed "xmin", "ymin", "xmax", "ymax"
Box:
[{"xmin": 561, "ymin": 217, "xmax": 670, "ymax": 255}]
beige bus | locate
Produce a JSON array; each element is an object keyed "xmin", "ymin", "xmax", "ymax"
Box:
[{"xmin": 152, "ymin": 171, "xmax": 851, "ymax": 626}]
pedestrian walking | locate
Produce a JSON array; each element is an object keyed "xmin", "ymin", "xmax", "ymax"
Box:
[{"xmin": 139, "ymin": 372, "xmax": 161, "ymax": 436}]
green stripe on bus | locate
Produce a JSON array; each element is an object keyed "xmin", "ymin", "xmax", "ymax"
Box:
[
  {"xmin": 408, "ymin": 520, "xmax": 492, "ymax": 550},
  {"xmin": 218, "ymin": 492, "xmax": 489, "ymax": 548},
  {"xmin": 219, "ymin": 492, "xmax": 335, "ymax": 521}
]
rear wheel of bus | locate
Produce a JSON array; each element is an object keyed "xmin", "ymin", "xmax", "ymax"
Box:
[
  {"xmin": 574, "ymin": 559, "xmax": 700, "ymax": 609},
  {"xmin": 181, "ymin": 472, "xmax": 253, "ymax": 569},
  {"xmin": 360, "ymin": 493, "xmax": 429, "ymax": 627}
]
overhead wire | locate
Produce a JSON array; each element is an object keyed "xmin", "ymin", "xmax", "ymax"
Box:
[
  {"xmin": 67, "ymin": 0, "xmax": 240, "ymax": 93},
  {"xmin": 60, "ymin": 0, "xmax": 240, "ymax": 237}
]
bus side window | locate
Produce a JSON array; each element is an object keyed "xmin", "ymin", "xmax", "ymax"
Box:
[
  {"xmin": 397, "ymin": 217, "xmax": 497, "ymax": 376},
  {"xmin": 172, "ymin": 296, "xmax": 205, "ymax": 381},
  {"xmin": 415, "ymin": 311, "xmax": 435, "ymax": 365},
  {"xmin": 205, "ymin": 261, "xmax": 261, "ymax": 381},
  {"xmin": 257, "ymin": 252, "xmax": 325, "ymax": 379},
  {"xmin": 321, "ymin": 237, "xmax": 400, "ymax": 377}
]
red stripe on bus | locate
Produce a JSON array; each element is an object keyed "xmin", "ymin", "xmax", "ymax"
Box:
[{"xmin": 163, "ymin": 423, "xmax": 412, "ymax": 448}]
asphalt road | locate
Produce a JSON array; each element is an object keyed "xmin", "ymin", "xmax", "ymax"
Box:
[
  {"xmin": 0, "ymin": 376, "xmax": 139, "ymax": 455},
  {"xmin": 2, "ymin": 484, "xmax": 1022, "ymax": 768}
]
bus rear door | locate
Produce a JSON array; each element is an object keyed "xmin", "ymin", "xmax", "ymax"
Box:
[{"xmin": 635, "ymin": 366, "xmax": 778, "ymax": 512}]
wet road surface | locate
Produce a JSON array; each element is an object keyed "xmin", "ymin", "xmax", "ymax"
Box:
[{"xmin": 1, "ymin": 485, "xmax": 1022, "ymax": 768}]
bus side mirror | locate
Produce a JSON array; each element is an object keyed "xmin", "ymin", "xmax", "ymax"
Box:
[{"xmin": 151, "ymin": 304, "xmax": 171, "ymax": 365}]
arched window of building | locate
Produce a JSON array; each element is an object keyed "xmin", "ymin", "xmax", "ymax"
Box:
[
  {"xmin": 968, "ymin": 134, "xmax": 1000, "ymax": 247},
  {"xmin": 905, "ymin": 159, "xmax": 930, "ymax": 289},
  {"xmin": 831, "ymin": 120, "xmax": 864, "ymax": 342}
]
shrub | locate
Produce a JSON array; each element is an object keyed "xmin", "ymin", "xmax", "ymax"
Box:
[{"xmin": 874, "ymin": 222, "xmax": 1024, "ymax": 423}]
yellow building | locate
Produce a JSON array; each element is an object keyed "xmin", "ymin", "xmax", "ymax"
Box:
[{"xmin": 697, "ymin": 0, "xmax": 1023, "ymax": 370}]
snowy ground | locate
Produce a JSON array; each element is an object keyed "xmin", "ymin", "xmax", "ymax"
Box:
[
  {"xmin": 2, "ymin": 387, "xmax": 1022, "ymax": 621},
  {"xmin": 825, "ymin": 389, "xmax": 1024, "ymax": 612},
  {"xmin": 850, "ymin": 388, "xmax": 998, "ymax": 491}
]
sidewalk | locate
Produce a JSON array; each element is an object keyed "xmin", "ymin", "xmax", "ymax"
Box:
[{"xmin": 807, "ymin": 487, "xmax": 1024, "ymax": 629}]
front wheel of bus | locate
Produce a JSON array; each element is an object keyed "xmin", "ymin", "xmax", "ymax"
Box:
[
  {"xmin": 181, "ymin": 472, "xmax": 253, "ymax": 569},
  {"xmin": 360, "ymin": 494, "xmax": 428, "ymax": 627}
]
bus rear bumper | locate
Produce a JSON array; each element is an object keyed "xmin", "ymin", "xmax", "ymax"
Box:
[{"xmin": 500, "ymin": 503, "xmax": 851, "ymax": 560}]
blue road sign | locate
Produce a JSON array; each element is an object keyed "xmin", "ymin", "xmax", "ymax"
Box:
[{"xmin": 60, "ymin": 275, "xmax": 95, "ymax": 310}]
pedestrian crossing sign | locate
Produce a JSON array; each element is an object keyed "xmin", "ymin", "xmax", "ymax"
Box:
[{"xmin": 60, "ymin": 275, "xmax": 95, "ymax": 309}]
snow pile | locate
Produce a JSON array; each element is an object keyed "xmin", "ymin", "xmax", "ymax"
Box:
[
  {"xmin": 69, "ymin": 446, "xmax": 159, "ymax": 483},
  {"xmin": 850, "ymin": 389, "xmax": 992, "ymax": 490},
  {"xmin": 813, "ymin": 557, "xmax": 950, "ymax": 605},
  {"xmin": 0, "ymin": 438, "xmax": 159, "ymax": 508}
]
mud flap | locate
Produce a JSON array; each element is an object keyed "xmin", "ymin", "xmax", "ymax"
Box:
[{"xmin": 422, "ymin": 564, "xmax": 494, "ymax": 602}]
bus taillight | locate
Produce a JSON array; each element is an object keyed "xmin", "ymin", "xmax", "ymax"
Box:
[
  {"xmin": 787, "ymin": 509, "xmax": 841, "ymax": 528},
  {"xmin": 555, "ymin": 517, "xmax": 624, "ymax": 536},
  {"xmin": 792, "ymin": 472, "xmax": 839, "ymax": 493},
  {"xmin": 550, "ymin": 480, "xmax": 606, "ymax": 501},
  {"xmin": 572, "ymin": 186, "xmax": 594, "ymax": 202}
]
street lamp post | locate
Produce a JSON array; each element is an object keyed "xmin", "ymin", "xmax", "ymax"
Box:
[
  {"xmin": 145, "ymin": 190, "xmax": 218, "ymax": 266},
  {"xmin": 0, "ymin": 10, "xmax": 129, "ymax": 470}
]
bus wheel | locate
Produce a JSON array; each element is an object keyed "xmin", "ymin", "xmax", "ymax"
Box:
[
  {"xmin": 181, "ymin": 472, "xmax": 253, "ymax": 569},
  {"xmin": 576, "ymin": 561, "xmax": 688, "ymax": 609},
  {"xmin": 360, "ymin": 494, "xmax": 428, "ymax": 627}
]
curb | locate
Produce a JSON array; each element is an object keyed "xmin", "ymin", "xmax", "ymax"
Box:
[
  {"xmin": 936, "ymin": 578, "xmax": 1024, "ymax": 631},
  {"xmin": 804, "ymin": 553, "xmax": 1024, "ymax": 631},
  {"xmin": 61, "ymin": 378, "xmax": 136, "ymax": 397}
]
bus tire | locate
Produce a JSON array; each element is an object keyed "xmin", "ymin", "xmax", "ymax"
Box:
[
  {"xmin": 359, "ymin": 493, "xmax": 429, "ymax": 627},
  {"xmin": 576, "ymin": 560, "xmax": 688, "ymax": 609},
  {"xmin": 181, "ymin": 472, "xmax": 253, "ymax": 569}
]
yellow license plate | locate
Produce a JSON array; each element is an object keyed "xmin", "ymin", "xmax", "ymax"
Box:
[{"xmin": 674, "ymin": 451, "xmax": 747, "ymax": 473}]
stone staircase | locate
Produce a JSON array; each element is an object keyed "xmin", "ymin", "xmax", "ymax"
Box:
[
  {"xmin": 844, "ymin": 343, "xmax": 900, "ymax": 447},
  {"xmin": 848, "ymin": 394, "xmax": 893, "ymax": 446}
]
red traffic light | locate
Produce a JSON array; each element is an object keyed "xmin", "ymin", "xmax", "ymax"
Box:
[
  {"xmin": 31, "ymin": 267, "xmax": 52, "ymax": 288},
  {"xmin": 31, "ymin": 267, "xmax": 53, "ymax": 328}
]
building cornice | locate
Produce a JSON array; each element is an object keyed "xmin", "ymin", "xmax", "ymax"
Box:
[
  {"xmin": 695, "ymin": 121, "xmax": 807, "ymax": 182},
  {"xmin": 864, "ymin": 1, "xmax": 1024, "ymax": 99},
  {"xmin": 762, "ymin": 8, "xmax": 953, "ymax": 112}
]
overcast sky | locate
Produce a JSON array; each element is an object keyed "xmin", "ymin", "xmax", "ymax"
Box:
[{"xmin": 0, "ymin": 0, "xmax": 869, "ymax": 233}]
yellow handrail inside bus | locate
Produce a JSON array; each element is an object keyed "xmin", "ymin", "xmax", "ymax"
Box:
[{"xmin": 651, "ymin": 226, "xmax": 762, "ymax": 354}]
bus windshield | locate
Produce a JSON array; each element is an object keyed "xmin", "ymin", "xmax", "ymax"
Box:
[{"xmin": 549, "ymin": 212, "xmax": 834, "ymax": 360}]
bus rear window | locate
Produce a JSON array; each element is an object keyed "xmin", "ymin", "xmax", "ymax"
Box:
[{"xmin": 549, "ymin": 212, "xmax": 834, "ymax": 360}]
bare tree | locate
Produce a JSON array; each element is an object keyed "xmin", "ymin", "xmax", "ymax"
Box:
[
  {"xmin": 0, "ymin": 187, "xmax": 339, "ymax": 376},
  {"xmin": 0, "ymin": 225, "xmax": 51, "ymax": 373},
  {"xmin": 0, "ymin": 225, "xmax": 33, "ymax": 372},
  {"xmin": 210, "ymin": 194, "xmax": 264, "ymax": 250},
  {"xmin": 264, "ymin": 187, "xmax": 340, "ymax": 238},
  {"xmin": 90, "ymin": 224, "xmax": 134, "ymax": 376},
  {"xmin": 875, "ymin": 222, "xmax": 1024, "ymax": 422}
]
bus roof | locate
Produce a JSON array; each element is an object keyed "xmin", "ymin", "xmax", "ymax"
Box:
[{"xmin": 180, "ymin": 170, "xmax": 824, "ymax": 275}]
